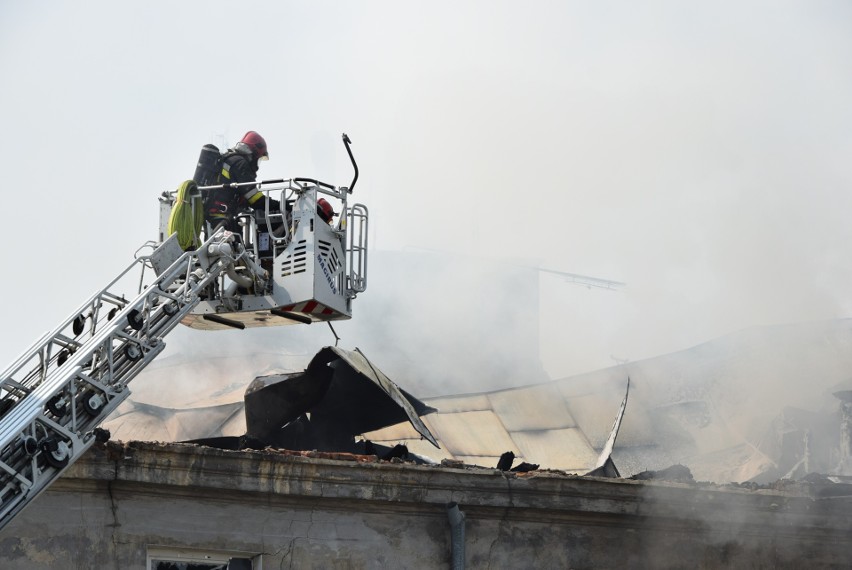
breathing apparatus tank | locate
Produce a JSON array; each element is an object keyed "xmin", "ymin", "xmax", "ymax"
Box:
[{"xmin": 193, "ymin": 144, "xmax": 222, "ymax": 186}]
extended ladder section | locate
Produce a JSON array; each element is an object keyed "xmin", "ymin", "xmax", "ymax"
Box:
[{"xmin": 0, "ymin": 229, "xmax": 252, "ymax": 531}]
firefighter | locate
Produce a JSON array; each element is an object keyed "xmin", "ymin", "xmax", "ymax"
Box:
[{"xmin": 205, "ymin": 131, "xmax": 271, "ymax": 232}]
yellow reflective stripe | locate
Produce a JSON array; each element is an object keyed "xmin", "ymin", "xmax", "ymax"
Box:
[
  {"xmin": 245, "ymin": 189, "xmax": 263, "ymax": 205},
  {"xmin": 221, "ymin": 162, "xmax": 231, "ymax": 180}
]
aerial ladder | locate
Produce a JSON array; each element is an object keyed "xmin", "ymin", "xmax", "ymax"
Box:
[{"xmin": 0, "ymin": 133, "xmax": 368, "ymax": 531}]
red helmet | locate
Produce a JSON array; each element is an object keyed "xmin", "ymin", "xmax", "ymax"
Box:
[
  {"xmin": 239, "ymin": 131, "xmax": 268, "ymax": 160},
  {"xmin": 317, "ymin": 198, "xmax": 335, "ymax": 223}
]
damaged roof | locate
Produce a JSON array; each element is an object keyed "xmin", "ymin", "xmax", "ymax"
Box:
[
  {"xmin": 102, "ymin": 348, "xmax": 629, "ymax": 473},
  {"xmin": 103, "ymin": 319, "xmax": 852, "ymax": 483}
]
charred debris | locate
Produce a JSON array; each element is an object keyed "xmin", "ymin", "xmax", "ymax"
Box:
[
  {"xmin": 181, "ymin": 346, "xmax": 606, "ymax": 476},
  {"xmin": 177, "ymin": 350, "xmax": 689, "ymax": 479},
  {"xmin": 186, "ymin": 346, "xmax": 440, "ymax": 463},
  {"xmin": 173, "ymin": 346, "xmax": 852, "ymax": 493}
]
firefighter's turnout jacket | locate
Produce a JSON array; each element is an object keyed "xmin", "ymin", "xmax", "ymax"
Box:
[{"xmin": 205, "ymin": 149, "xmax": 264, "ymax": 231}]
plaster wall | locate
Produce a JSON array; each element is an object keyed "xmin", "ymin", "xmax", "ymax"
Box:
[{"xmin": 0, "ymin": 442, "xmax": 849, "ymax": 569}]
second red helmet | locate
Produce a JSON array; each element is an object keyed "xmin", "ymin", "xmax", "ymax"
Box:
[{"xmin": 317, "ymin": 198, "xmax": 335, "ymax": 223}]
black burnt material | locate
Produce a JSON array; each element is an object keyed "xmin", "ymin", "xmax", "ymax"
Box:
[{"xmin": 186, "ymin": 347, "xmax": 437, "ymax": 458}]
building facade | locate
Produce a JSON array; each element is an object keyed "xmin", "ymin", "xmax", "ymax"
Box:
[{"xmin": 0, "ymin": 440, "xmax": 850, "ymax": 569}]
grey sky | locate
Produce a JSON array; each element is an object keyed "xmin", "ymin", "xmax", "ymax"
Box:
[{"xmin": 1, "ymin": 1, "xmax": 851, "ymax": 381}]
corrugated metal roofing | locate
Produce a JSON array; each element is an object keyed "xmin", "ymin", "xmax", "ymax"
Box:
[
  {"xmin": 424, "ymin": 410, "xmax": 520, "ymax": 459},
  {"xmin": 105, "ymin": 402, "xmax": 245, "ymax": 442},
  {"xmin": 511, "ymin": 429, "xmax": 598, "ymax": 471},
  {"xmin": 102, "ymin": 319, "xmax": 852, "ymax": 482},
  {"xmin": 365, "ymin": 386, "xmax": 603, "ymax": 471},
  {"xmin": 486, "ymin": 384, "xmax": 577, "ymax": 431}
]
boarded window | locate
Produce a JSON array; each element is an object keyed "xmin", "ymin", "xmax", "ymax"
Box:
[{"xmin": 147, "ymin": 547, "xmax": 255, "ymax": 570}]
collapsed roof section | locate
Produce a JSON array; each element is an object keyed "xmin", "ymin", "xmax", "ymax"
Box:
[
  {"xmin": 101, "ymin": 319, "xmax": 852, "ymax": 482},
  {"xmin": 365, "ymin": 372, "xmax": 631, "ymax": 473},
  {"xmin": 186, "ymin": 347, "xmax": 438, "ymax": 456}
]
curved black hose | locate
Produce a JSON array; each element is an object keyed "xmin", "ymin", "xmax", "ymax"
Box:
[{"xmin": 342, "ymin": 133, "xmax": 358, "ymax": 193}]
